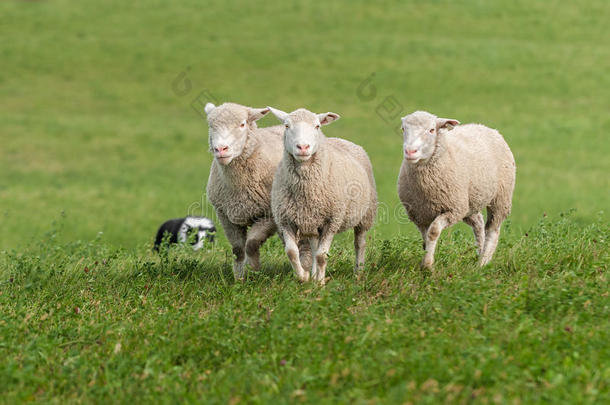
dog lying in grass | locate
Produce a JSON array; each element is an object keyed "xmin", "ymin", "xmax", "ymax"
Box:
[{"xmin": 153, "ymin": 217, "xmax": 216, "ymax": 251}]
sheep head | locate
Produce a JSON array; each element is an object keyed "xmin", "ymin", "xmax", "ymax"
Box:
[
  {"xmin": 204, "ymin": 102, "xmax": 270, "ymax": 165},
  {"xmin": 268, "ymin": 107, "xmax": 340, "ymax": 162},
  {"xmin": 400, "ymin": 110, "xmax": 459, "ymax": 164}
]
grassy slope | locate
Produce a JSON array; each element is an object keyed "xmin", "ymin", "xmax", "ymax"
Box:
[
  {"xmin": 1, "ymin": 0, "xmax": 610, "ymax": 403},
  {"xmin": 1, "ymin": 0, "xmax": 609, "ymax": 249}
]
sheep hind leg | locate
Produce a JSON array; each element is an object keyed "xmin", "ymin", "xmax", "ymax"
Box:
[
  {"xmin": 313, "ymin": 232, "xmax": 336, "ymax": 285},
  {"xmin": 298, "ymin": 239, "xmax": 313, "ymax": 273},
  {"xmin": 479, "ymin": 208, "xmax": 506, "ymax": 266},
  {"xmin": 354, "ymin": 226, "xmax": 367, "ymax": 273},
  {"xmin": 308, "ymin": 238, "xmax": 319, "ymax": 281},
  {"xmin": 217, "ymin": 212, "xmax": 248, "ymax": 281},
  {"xmin": 417, "ymin": 225, "xmax": 427, "ymax": 250},
  {"xmin": 463, "ymin": 212, "xmax": 485, "ymax": 256},
  {"xmin": 245, "ymin": 218, "xmax": 276, "ymax": 271}
]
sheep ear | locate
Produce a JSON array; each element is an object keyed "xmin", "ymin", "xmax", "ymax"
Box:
[
  {"xmin": 267, "ymin": 106, "xmax": 289, "ymax": 123},
  {"xmin": 204, "ymin": 103, "xmax": 216, "ymax": 115},
  {"xmin": 436, "ymin": 117, "xmax": 460, "ymax": 130},
  {"xmin": 318, "ymin": 112, "xmax": 340, "ymax": 126},
  {"xmin": 247, "ymin": 107, "xmax": 270, "ymax": 122}
]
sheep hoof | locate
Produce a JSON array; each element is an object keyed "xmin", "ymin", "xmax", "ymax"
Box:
[
  {"xmin": 246, "ymin": 257, "xmax": 260, "ymax": 272},
  {"xmin": 421, "ymin": 256, "xmax": 434, "ymax": 270},
  {"xmin": 309, "ymin": 272, "xmax": 326, "ymax": 285},
  {"xmin": 233, "ymin": 270, "xmax": 246, "ymax": 282},
  {"xmin": 296, "ymin": 272, "xmax": 310, "ymax": 283}
]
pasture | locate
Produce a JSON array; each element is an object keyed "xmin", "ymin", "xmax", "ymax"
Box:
[{"xmin": 1, "ymin": 0, "xmax": 609, "ymax": 403}]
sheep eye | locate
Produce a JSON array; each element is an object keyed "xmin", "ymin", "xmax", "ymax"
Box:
[
  {"xmin": 429, "ymin": 128, "xmax": 435, "ymax": 133},
  {"xmin": 315, "ymin": 124, "xmax": 320, "ymax": 130},
  {"xmin": 240, "ymin": 123, "xmax": 246, "ymax": 128},
  {"xmin": 285, "ymin": 124, "xmax": 289, "ymax": 129}
]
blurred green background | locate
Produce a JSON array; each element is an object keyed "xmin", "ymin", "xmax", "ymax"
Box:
[{"xmin": 1, "ymin": 0, "xmax": 609, "ymax": 249}]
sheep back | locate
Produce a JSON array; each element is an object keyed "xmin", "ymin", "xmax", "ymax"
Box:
[{"xmin": 398, "ymin": 124, "xmax": 515, "ymax": 228}]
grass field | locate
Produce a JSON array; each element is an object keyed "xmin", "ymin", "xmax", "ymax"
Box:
[{"xmin": 1, "ymin": 0, "xmax": 609, "ymax": 403}]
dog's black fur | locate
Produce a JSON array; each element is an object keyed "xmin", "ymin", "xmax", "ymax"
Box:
[{"xmin": 153, "ymin": 216, "xmax": 215, "ymax": 251}]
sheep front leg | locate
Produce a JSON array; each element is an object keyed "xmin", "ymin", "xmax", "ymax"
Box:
[
  {"xmin": 282, "ymin": 229, "xmax": 309, "ymax": 282},
  {"xmin": 313, "ymin": 232, "xmax": 335, "ymax": 285},
  {"xmin": 245, "ymin": 218, "xmax": 276, "ymax": 271},
  {"xmin": 417, "ymin": 225, "xmax": 427, "ymax": 250},
  {"xmin": 278, "ymin": 233, "xmax": 313, "ymax": 270},
  {"xmin": 422, "ymin": 213, "xmax": 458, "ymax": 269},
  {"xmin": 479, "ymin": 208, "xmax": 505, "ymax": 266},
  {"xmin": 216, "ymin": 211, "xmax": 247, "ymax": 281}
]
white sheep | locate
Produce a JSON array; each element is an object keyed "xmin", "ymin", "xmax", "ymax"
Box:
[
  {"xmin": 397, "ymin": 111, "xmax": 516, "ymax": 268},
  {"xmin": 204, "ymin": 102, "xmax": 284, "ymax": 280},
  {"xmin": 269, "ymin": 107, "xmax": 377, "ymax": 284}
]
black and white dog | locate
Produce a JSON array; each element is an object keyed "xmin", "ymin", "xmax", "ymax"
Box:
[{"xmin": 153, "ymin": 217, "xmax": 216, "ymax": 251}]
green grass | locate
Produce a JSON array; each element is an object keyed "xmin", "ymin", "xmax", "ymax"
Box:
[
  {"xmin": 1, "ymin": 214, "xmax": 608, "ymax": 403},
  {"xmin": 1, "ymin": 0, "xmax": 609, "ymax": 403}
]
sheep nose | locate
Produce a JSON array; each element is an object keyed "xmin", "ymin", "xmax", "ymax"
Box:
[
  {"xmin": 405, "ymin": 148, "xmax": 418, "ymax": 156},
  {"xmin": 214, "ymin": 145, "xmax": 229, "ymax": 154},
  {"xmin": 296, "ymin": 144, "xmax": 310, "ymax": 152}
]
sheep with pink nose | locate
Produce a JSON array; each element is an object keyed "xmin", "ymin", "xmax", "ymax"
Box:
[
  {"xmin": 269, "ymin": 107, "xmax": 377, "ymax": 284},
  {"xmin": 397, "ymin": 110, "xmax": 516, "ymax": 269},
  {"xmin": 204, "ymin": 102, "xmax": 286, "ymax": 280}
]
